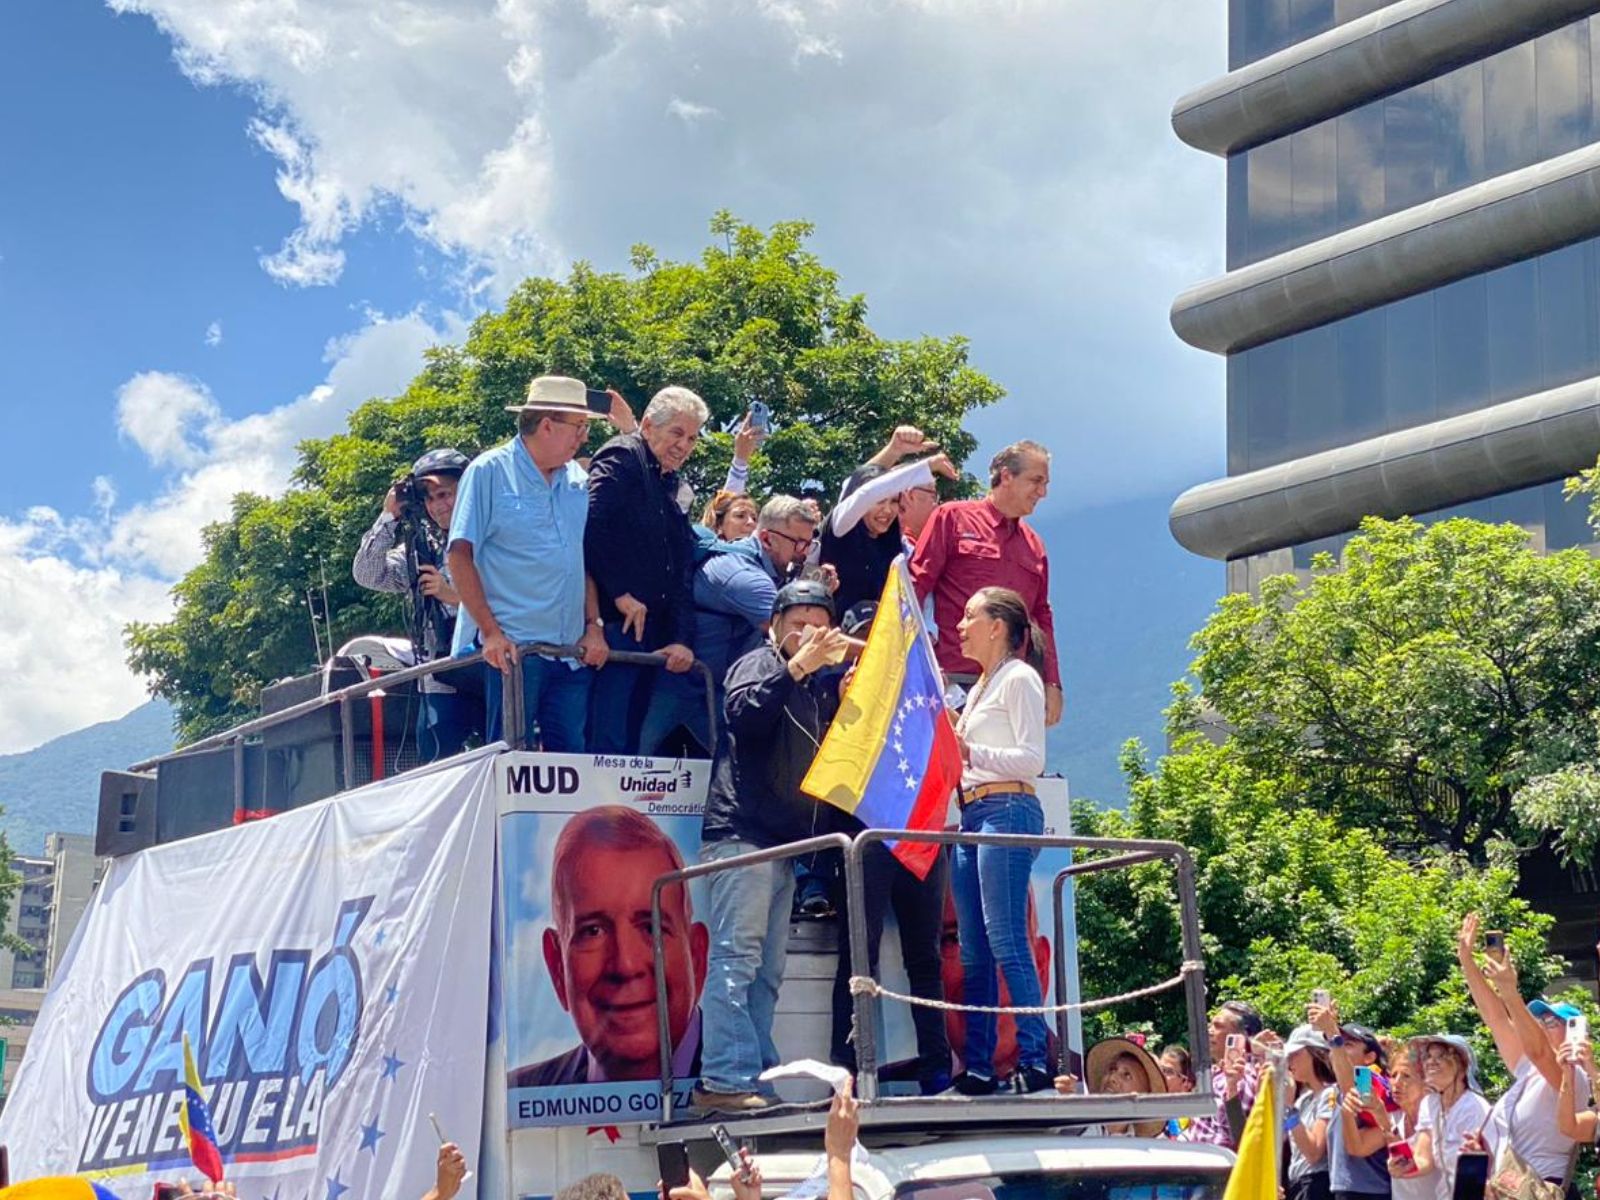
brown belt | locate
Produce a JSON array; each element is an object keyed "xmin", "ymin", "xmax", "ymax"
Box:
[{"xmin": 959, "ymin": 780, "xmax": 1037, "ymax": 806}]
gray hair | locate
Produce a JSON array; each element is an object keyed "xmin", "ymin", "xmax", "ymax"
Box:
[
  {"xmin": 989, "ymin": 439, "xmax": 1051, "ymax": 488},
  {"xmin": 553, "ymin": 1175, "xmax": 628, "ymax": 1200},
  {"xmin": 759, "ymin": 495, "xmax": 815, "ymax": 532},
  {"xmin": 641, "ymin": 386, "xmax": 710, "ymax": 429}
]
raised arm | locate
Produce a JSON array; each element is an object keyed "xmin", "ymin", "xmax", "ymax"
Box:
[
  {"xmin": 1481, "ymin": 953, "xmax": 1560, "ymax": 1088},
  {"xmin": 1457, "ymin": 913, "xmax": 1524, "ymax": 1070}
]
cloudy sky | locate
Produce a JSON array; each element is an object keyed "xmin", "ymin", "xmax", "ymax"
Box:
[{"xmin": 0, "ymin": 0, "xmax": 1224, "ymax": 755}]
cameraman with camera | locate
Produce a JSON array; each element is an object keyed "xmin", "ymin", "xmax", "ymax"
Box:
[{"xmin": 353, "ymin": 448, "xmax": 485, "ymax": 761}]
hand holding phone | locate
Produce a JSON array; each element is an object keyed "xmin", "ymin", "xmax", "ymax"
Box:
[
  {"xmin": 1484, "ymin": 929, "xmax": 1507, "ymax": 963},
  {"xmin": 1312, "ymin": 989, "xmax": 1332, "ymax": 1007},
  {"xmin": 1389, "ymin": 1139, "xmax": 1417, "ymax": 1177},
  {"xmin": 1454, "ymin": 1150, "xmax": 1490, "ymax": 1200},
  {"xmin": 1355, "ymin": 1066, "xmax": 1374, "ymax": 1097},
  {"xmin": 1225, "ymin": 1032, "xmax": 1246, "ymax": 1057},
  {"xmin": 657, "ymin": 1141, "xmax": 692, "ymax": 1192},
  {"xmin": 711, "ymin": 1124, "xmax": 754, "ymax": 1182},
  {"xmin": 1568, "ymin": 1015, "xmax": 1589, "ymax": 1046}
]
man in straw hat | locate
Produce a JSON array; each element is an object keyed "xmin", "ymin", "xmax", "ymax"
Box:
[{"xmin": 446, "ymin": 374, "xmax": 614, "ymax": 750}]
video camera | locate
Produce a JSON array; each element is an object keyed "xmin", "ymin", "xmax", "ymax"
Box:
[{"xmin": 395, "ymin": 449, "xmax": 469, "ymax": 661}]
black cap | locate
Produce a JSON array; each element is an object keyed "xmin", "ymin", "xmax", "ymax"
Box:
[
  {"xmin": 1341, "ymin": 1023, "xmax": 1386, "ymax": 1068},
  {"xmin": 411, "ymin": 448, "xmax": 469, "ymax": 479},
  {"xmin": 840, "ymin": 601, "xmax": 878, "ymax": 638},
  {"xmin": 773, "ymin": 580, "xmax": 836, "ymax": 620}
]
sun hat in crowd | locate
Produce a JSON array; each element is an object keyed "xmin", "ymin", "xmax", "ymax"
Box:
[
  {"xmin": 504, "ymin": 374, "xmax": 608, "ymax": 417},
  {"xmin": 1415, "ymin": 1033, "xmax": 1484, "ymax": 1094},
  {"xmin": 1086, "ymin": 1036, "xmax": 1167, "ymax": 1137}
]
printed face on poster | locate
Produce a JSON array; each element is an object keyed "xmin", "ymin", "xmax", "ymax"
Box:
[{"xmin": 498, "ymin": 752, "xmax": 712, "ymax": 1130}]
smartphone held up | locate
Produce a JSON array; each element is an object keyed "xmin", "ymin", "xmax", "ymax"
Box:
[{"xmin": 1483, "ymin": 929, "xmax": 1507, "ymax": 963}]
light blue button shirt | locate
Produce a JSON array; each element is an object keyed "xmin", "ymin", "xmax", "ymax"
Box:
[{"xmin": 447, "ymin": 437, "xmax": 588, "ymax": 659}]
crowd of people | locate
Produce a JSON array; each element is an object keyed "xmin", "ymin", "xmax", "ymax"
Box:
[
  {"xmin": 1043, "ymin": 914, "xmax": 1596, "ymax": 1200},
  {"xmin": 353, "ymin": 373, "xmax": 1066, "ymax": 1115},
  {"xmin": 351, "ymin": 373, "xmax": 1061, "ymax": 761}
]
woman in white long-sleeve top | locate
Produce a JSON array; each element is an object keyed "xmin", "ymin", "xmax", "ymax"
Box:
[{"xmin": 946, "ymin": 585, "xmax": 1053, "ymax": 1096}]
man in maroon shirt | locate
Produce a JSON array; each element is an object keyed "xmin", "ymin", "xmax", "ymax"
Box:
[{"xmin": 909, "ymin": 439, "xmax": 1063, "ymax": 726}]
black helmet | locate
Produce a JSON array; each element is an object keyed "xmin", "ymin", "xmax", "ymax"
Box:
[
  {"xmin": 772, "ymin": 579, "xmax": 836, "ymax": 620},
  {"xmin": 411, "ymin": 448, "xmax": 469, "ymax": 479}
]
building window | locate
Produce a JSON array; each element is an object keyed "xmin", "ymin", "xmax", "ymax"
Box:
[
  {"xmin": 1227, "ymin": 17, "xmax": 1600, "ymax": 267},
  {"xmin": 1228, "ymin": 237, "xmax": 1600, "ymax": 472},
  {"xmin": 1229, "ymin": 0, "xmax": 1404, "ymax": 70}
]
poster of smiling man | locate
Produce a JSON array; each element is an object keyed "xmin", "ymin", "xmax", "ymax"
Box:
[{"xmin": 498, "ymin": 751, "xmax": 712, "ymax": 1130}]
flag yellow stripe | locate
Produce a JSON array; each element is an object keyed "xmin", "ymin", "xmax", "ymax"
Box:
[
  {"xmin": 1221, "ymin": 1067, "xmax": 1278, "ymax": 1200},
  {"xmin": 801, "ymin": 571, "xmax": 914, "ymax": 810}
]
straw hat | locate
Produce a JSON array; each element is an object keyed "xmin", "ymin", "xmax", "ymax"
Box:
[
  {"xmin": 1086, "ymin": 1037, "xmax": 1167, "ymax": 1137},
  {"xmin": 504, "ymin": 374, "xmax": 608, "ymax": 417}
]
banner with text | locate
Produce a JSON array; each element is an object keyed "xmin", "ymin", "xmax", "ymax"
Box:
[{"xmin": 0, "ymin": 750, "xmax": 499, "ymax": 1199}]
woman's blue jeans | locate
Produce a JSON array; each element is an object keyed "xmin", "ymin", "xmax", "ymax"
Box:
[{"xmin": 951, "ymin": 791, "xmax": 1050, "ymax": 1078}]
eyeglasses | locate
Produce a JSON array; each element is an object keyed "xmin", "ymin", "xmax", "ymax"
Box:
[{"xmin": 765, "ymin": 529, "xmax": 815, "ymax": 553}]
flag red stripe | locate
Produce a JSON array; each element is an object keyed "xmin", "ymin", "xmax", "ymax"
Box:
[{"xmin": 889, "ymin": 717, "xmax": 963, "ymax": 880}]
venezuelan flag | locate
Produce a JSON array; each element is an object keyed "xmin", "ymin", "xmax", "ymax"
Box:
[
  {"xmin": 176, "ymin": 1033, "xmax": 224, "ymax": 1184},
  {"xmin": 801, "ymin": 558, "xmax": 962, "ymax": 878},
  {"xmin": 0, "ymin": 1180, "xmax": 118, "ymax": 1199},
  {"xmin": 1221, "ymin": 1067, "xmax": 1278, "ymax": 1200}
]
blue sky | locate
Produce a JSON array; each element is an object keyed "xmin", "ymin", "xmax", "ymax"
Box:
[{"xmin": 0, "ymin": 0, "xmax": 1225, "ymax": 753}]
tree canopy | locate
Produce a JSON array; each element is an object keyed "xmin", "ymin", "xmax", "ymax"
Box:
[
  {"xmin": 1071, "ymin": 735, "xmax": 1575, "ymax": 1090},
  {"xmin": 126, "ymin": 214, "xmax": 1003, "ymax": 743},
  {"xmin": 1186, "ymin": 515, "xmax": 1600, "ymax": 860}
]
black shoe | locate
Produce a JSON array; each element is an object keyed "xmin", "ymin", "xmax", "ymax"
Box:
[
  {"xmin": 797, "ymin": 894, "xmax": 835, "ymax": 919},
  {"xmin": 944, "ymin": 1071, "xmax": 998, "ymax": 1096},
  {"xmin": 1008, "ymin": 1065, "xmax": 1054, "ymax": 1095}
]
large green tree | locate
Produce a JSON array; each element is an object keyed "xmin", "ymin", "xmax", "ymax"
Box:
[
  {"xmin": 1186, "ymin": 515, "xmax": 1600, "ymax": 860},
  {"xmin": 127, "ymin": 215, "xmax": 1003, "ymax": 743}
]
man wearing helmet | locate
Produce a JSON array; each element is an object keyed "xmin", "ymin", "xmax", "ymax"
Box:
[
  {"xmin": 353, "ymin": 447, "xmax": 484, "ymax": 759},
  {"xmin": 692, "ymin": 580, "xmax": 852, "ymax": 1113}
]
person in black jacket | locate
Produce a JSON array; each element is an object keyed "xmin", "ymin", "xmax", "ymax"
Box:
[
  {"xmin": 584, "ymin": 385, "xmax": 709, "ymax": 753},
  {"xmin": 692, "ymin": 580, "xmax": 851, "ymax": 1113}
]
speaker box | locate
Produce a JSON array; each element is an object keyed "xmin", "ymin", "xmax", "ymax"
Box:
[{"xmin": 95, "ymin": 770, "xmax": 157, "ymax": 858}]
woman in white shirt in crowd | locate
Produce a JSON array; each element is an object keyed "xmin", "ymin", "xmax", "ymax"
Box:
[
  {"xmin": 946, "ymin": 586, "xmax": 1053, "ymax": 1096},
  {"xmin": 1409, "ymin": 1035, "xmax": 1489, "ymax": 1200},
  {"xmin": 1455, "ymin": 913, "xmax": 1589, "ymax": 1191},
  {"xmin": 1384, "ymin": 1040, "xmax": 1440, "ymax": 1200}
]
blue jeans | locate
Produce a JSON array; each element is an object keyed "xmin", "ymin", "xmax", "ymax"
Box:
[
  {"xmin": 482, "ymin": 656, "xmax": 591, "ymax": 752},
  {"xmin": 638, "ymin": 668, "xmax": 713, "ymax": 758},
  {"xmin": 415, "ymin": 663, "xmax": 486, "ymax": 763},
  {"xmin": 699, "ymin": 839, "xmax": 796, "ymax": 1094},
  {"xmin": 588, "ymin": 620, "xmax": 654, "ymax": 753},
  {"xmin": 951, "ymin": 792, "xmax": 1049, "ymax": 1077}
]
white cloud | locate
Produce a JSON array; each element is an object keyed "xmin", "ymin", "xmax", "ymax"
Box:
[
  {"xmin": 0, "ymin": 308, "xmax": 463, "ymax": 753},
  {"xmin": 666, "ymin": 96, "xmax": 718, "ymax": 124},
  {"xmin": 204, "ymin": 319, "xmax": 223, "ymax": 347},
  {"xmin": 115, "ymin": 371, "xmax": 221, "ymax": 469},
  {"xmin": 108, "ymin": 0, "xmax": 1226, "ymax": 506}
]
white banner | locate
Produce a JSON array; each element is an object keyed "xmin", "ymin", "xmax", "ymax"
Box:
[{"xmin": 0, "ymin": 750, "xmax": 499, "ymax": 1200}]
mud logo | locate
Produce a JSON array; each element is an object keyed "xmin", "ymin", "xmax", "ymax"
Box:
[{"xmin": 79, "ymin": 897, "xmax": 372, "ymax": 1174}]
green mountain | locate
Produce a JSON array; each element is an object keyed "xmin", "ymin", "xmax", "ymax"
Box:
[
  {"xmin": 1035, "ymin": 491, "xmax": 1224, "ymax": 806},
  {"xmin": 0, "ymin": 700, "xmax": 173, "ymax": 858}
]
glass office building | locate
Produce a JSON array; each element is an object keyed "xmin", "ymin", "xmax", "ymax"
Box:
[{"xmin": 1170, "ymin": 0, "xmax": 1600, "ymax": 590}]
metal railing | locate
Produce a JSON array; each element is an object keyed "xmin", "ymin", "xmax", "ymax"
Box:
[
  {"xmin": 127, "ymin": 643, "xmax": 719, "ymax": 834},
  {"xmin": 648, "ymin": 827, "xmax": 1214, "ymax": 1129}
]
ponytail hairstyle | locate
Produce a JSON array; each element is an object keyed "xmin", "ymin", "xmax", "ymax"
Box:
[{"xmin": 972, "ymin": 586, "xmax": 1048, "ymax": 673}]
